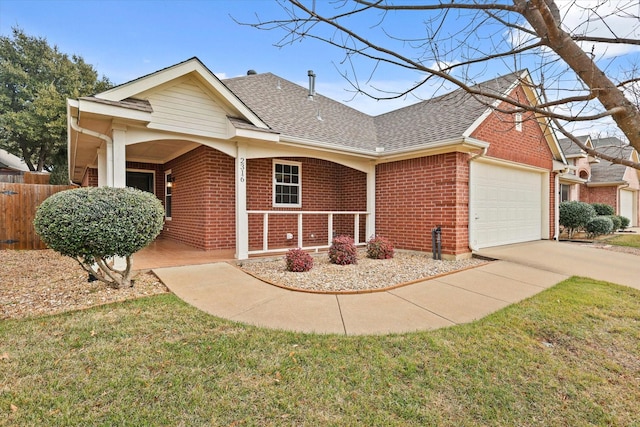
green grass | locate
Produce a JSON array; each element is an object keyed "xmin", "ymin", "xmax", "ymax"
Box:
[
  {"xmin": 2, "ymin": 277, "xmax": 640, "ymax": 426},
  {"xmin": 603, "ymin": 233, "xmax": 640, "ymax": 248}
]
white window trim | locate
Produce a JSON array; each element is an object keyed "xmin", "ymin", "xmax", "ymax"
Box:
[
  {"xmin": 515, "ymin": 112, "xmax": 523, "ymax": 132},
  {"xmin": 273, "ymin": 160, "xmax": 302, "ymax": 208},
  {"xmin": 165, "ymin": 170, "xmax": 173, "ymax": 220}
]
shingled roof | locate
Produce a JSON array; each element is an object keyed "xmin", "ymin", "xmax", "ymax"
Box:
[
  {"xmin": 590, "ymin": 137, "xmax": 637, "ymax": 183},
  {"xmin": 558, "ymin": 135, "xmax": 591, "ymax": 157},
  {"xmin": 223, "ymin": 71, "xmax": 525, "ymax": 153},
  {"xmin": 223, "ymin": 73, "xmax": 377, "ymax": 151}
]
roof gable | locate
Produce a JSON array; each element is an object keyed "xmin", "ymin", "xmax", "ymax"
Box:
[{"xmin": 95, "ymin": 57, "xmax": 268, "ymax": 130}]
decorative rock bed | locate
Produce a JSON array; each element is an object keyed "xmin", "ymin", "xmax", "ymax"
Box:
[{"xmin": 239, "ymin": 250, "xmax": 487, "ymax": 293}]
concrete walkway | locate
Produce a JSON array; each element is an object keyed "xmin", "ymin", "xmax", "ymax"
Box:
[{"xmin": 152, "ymin": 238, "xmax": 640, "ymax": 335}]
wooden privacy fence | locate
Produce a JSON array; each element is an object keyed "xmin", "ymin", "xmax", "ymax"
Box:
[{"xmin": 0, "ymin": 183, "xmax": 75, "ymax": 250}]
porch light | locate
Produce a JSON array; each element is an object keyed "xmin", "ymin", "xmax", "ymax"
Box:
[{"xmin": 167, "ymin": 175, "xmax": 175, "ymax": 188}]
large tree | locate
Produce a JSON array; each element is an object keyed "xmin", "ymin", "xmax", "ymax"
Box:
[
  {"xmin": 247, "ymin": 0, "xmax": 640, "ymax": 169},
  {"xmin": 0, "ymin": 28, "xmax": 111, "ymax": 181}
]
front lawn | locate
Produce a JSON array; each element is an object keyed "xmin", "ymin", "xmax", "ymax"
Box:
[
  {"xmin": 1, "ymin": 277, "xmax": 639, "ymax": 426},
  {"xmin": 603, "ymin": 233, "xmax": 640, "ymax": 248}
]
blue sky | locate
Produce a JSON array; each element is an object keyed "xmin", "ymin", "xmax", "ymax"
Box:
[
  {"xmin": 1, "ymin": 0, "xmax": 419, "ymax": 114},
  {"xmin": 2, "ymin": 0, "xmax": 639, "ymax": 122}
]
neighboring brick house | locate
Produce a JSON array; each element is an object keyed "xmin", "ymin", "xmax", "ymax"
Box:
[
  {"xmin": 558, "ymin": 136, "xmax": 640, "ymax": 226},
  {"xmin": 67, "ymin": 57, "xmax": 566, "ymax": 259}
]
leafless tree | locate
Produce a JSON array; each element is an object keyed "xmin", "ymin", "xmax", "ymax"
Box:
[{"xmin": 244, "ymin": 0, "xmax": 640, "ymax": 169}]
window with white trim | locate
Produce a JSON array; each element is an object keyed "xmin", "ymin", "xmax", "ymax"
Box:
[
  {"xmin": 515, "ymin": 112, "xmax": 523, "ymax": 132},
  {"xmin": 273, "ymin": 160, "xmax": 301, "ymax": 207},
  {"xmin": 165, "ymin": 170, "xmax": 173, "ymax": 220}
]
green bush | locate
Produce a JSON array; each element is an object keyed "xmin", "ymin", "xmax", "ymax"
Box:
[
  {"xmin": 607, "ymin": 215, "xmax": 622, "ymax": 232},
  {"xmin": 559, "ymin": 201, "xmax": 596, "ymax": 238},
  {"xmin": 34, "ymin": 186, "xmax": 165, "ymax": 288},
  {"xmin": 366, "ymin": 235, "xmax": 394, "ymax": 259},
  {"xmin": 619, "ymin": 216, "xmax": 630, "ymax": 231},
  {"xmin": 285, "ymin": 248, "xmax": 314, "ymax": 272},
  {"xmin": 591, "ymin": 203, "xmax": 615, "ymax": 216},
  {"xmin": 585, "ymin": 216, "xmax": 613, "ymax": 238},
  {"xmin": 329, "ymin": 235, "xmax": 358, "ymax": 265}
]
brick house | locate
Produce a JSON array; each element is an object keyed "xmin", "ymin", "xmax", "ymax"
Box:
[
  {"xmin": 558, "ymin": 136, "xmax": 640, "ymax": 226},
  {"xmin": 67, "ymin": 57, "xmax": 566, "ymax": 260}
]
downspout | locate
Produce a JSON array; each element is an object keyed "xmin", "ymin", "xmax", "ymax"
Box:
[
  {"xmin": 467, "ymin": 147, "xmax": 488, "ymax": 252},
  {"xmin": 68, "ymin": 102, "xmax": 112, "ymax": 184}
]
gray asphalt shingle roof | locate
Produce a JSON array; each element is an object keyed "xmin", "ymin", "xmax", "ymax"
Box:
[
  {"xmin": 223, "ymin": 71, "xmax": 523, "ymax": 153},
  {"xmin": 590, "ymin": 137, "xmax": 636, "ymax": 182},
  {"xmin": 558, "ymin": 135, "xmax": 591, "ymax": 156}
]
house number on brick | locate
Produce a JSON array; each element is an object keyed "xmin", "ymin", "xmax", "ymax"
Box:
[{"xmin": 240, "ymin": 157, "xmax": 245, "ymax": 183}]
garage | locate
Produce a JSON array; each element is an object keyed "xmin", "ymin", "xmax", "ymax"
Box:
[
  {"xmin": 470, "ymin": 161, "xmax": 547, "ymax": 249},
  {"xmin": 619, "ymin": 189, "xmax": 637, "ymax": 227}
]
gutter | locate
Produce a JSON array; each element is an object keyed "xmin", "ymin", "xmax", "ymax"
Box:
[{"xmin": 67, "ymin": 101, "xmax": 113, "ymax": 183}]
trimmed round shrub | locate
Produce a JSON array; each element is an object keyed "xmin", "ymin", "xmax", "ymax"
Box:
[
  {"xmin": 607, "ymin": 215, "xmax": 621, "ymax": 232},
  {"xmin": 559, "ymin": 201, "xmax": 596, "ymax": 238},
  {"xmin": 34, "ymin": 186, "xmax": 165, "ymax": 288},
  {"xmin": 285, "ymin": 248, "xmax": 314, "ymax": 272},
  {"xmin": 591, "ymin": 203, "xmax": 615, "ymax": 216},
  {"xmin": 619, "ymin": 216, "xmax": 630, "ymax": 230},
  {"xmin": 585, "ymin": 216, "xmax": 613, "ymax": 238},
  {"xmin": 329, "ymin": 235, "xmax": 358, "ymax": 265},
  {"xmin": 366, "ymin": 235, "xmax": 394, "ymax": 259}
]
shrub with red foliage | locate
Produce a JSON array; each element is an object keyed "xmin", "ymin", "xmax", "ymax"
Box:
[
  {"xmin": 366, "ymin": 235, "xmax": 394, "ymax": 259},
  {"xmin": 285, "ymin": 248, "xmax": 314, "ymax": 272},
  {"xmin": 329, "ymin": 235, "xmax": 358, "ymax": 265}
]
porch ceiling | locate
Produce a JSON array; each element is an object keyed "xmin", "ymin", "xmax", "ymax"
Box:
[
  {"xmin": 126, "ymin": 140, "xmax": 200, "ymax": 164},
  {"xmin": 70, "ymin": 133, "xmax": 201, "ymax": 182}
]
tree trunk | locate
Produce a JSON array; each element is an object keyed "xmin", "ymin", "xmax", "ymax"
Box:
[{"xmin": 520, "ymin": 0, "xmax": 640, "ymax": 152}]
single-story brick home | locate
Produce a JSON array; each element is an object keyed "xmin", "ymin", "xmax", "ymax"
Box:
[
  {"xmin": 558, "ymin": 136, "xmax": 639, "ymax": 226},
  {"xmin": 67, "ymin": 57, "xmax": 567, "ymax": 259}
]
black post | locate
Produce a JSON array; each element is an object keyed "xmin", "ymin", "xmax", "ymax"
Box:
[{"xmin": 432, "ymin": 226, "xmax": 442, "ymax": 260}]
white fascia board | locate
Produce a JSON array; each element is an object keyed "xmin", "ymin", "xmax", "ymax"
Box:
[
  {"xmin": 586, "ymin": 180, "xmax": 627, "ymax": 187},
  {"xmin": 97, "ymin": 60, "xmax": 203, "ymax": 101},
  {"xmin": 235, "ymin": 128, "xmax": 280, "ymax": 142},
  {"xmin": 279, "ymin": 135, "xmax": 378, "ymax": 159},
  {"xmin": 378, "ymin": 137, "xmax": 489, "ymax": 163},
  {"xmin": 78, "ymin": 98, "xmax": 152, "ymax": 123},
  {"xmin": 559, "ymin": 173, "xmax": 586, "ymax": 184}
]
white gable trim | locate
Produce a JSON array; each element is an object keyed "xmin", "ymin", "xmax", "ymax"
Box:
[{"xmin": 95, "ymin": 58, "xmax": 269, "ymax": 130}]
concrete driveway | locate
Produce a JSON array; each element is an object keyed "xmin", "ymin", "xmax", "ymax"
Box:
[
  {"xmin": 477, "ymin": 240, "xmax": 640, "ymax": 291},
  {"xmin": 153, "ymin": 240, "xmax": 638, "ymax": 335}
]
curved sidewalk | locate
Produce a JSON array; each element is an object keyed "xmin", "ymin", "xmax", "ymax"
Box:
[{"xmin": 153, "ymin": 241, "xmax": 639, "ymax": 335}]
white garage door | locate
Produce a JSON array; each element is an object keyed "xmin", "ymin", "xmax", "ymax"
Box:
[
  {"xmin": 471, "ymin": 162, "xmax": 544, "ymax": 249},
  {"xmin": 619, "ymin": 189, "xmax": 636, "ymax": 226}
]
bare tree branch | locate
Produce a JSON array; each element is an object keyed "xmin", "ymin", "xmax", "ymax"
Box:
[{"xmin": 243, "ymin": 0, "xmax": 640, "ymax": 169}]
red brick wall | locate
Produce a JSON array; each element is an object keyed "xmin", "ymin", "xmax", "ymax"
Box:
[
  {"xmin": 471, "ymin": 86, "xmax": 554, "ymax": 170},
  {"xmin": 580, "ymin": 185, "xmax": 617, "ymax": 208},
  {"xmin": 376, "ymin": 152, "xmax": 470, "ymax": 256},
  {"xmin": 162, "ymin": 145, "xmax": 236, "ymax": 251},
  {"xmin": 246, "ymin": 157, "xmax": 367, "ymax": 251},
  {"xmin": 82, "ymin": 168, "xmax": 98, "ymax": 187}
]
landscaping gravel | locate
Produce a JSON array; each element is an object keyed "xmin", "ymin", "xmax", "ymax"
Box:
[
  {"xmin": 0, "ymin": 250, "xmax": 168, "ymax": 320},
  {"xmin": 240, "ymin": 250, "xmax": 487, "ymax": 292}
]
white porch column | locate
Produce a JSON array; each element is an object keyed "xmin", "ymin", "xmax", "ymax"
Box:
[
  {"xmin": 366, "ymin": 162, "xmax": 376, "ymax": 240},
  {"xmin": 236, "ymin": 142, "xmax": 249, "ymax": 259},
  {"xmin": 97, "ymin": 145, "xmax": 107, "ymax": 187},
  {"xmin": 111, "ymin": 124, "xmax": 127, "ymax": 188}
]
